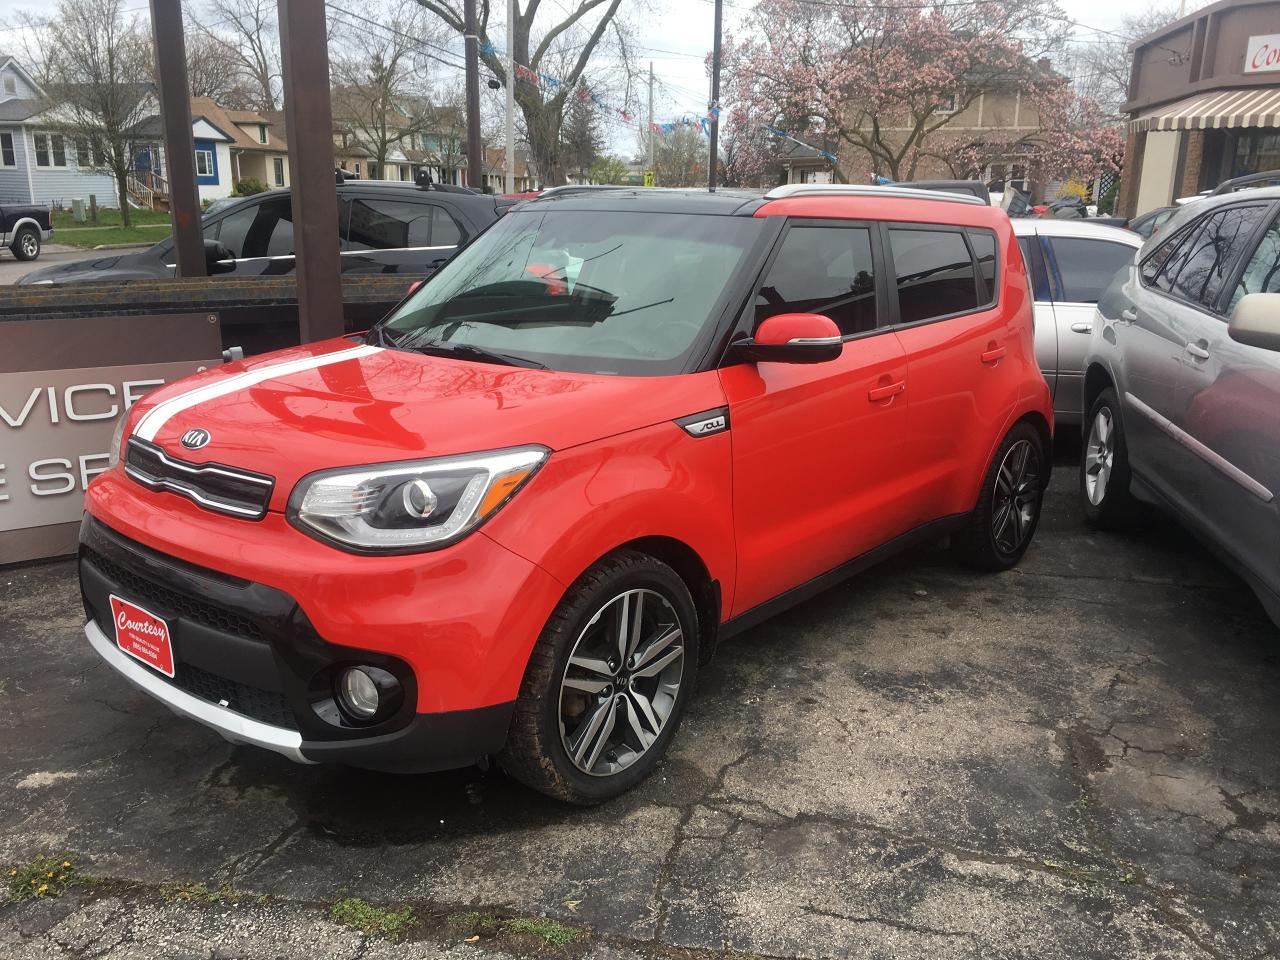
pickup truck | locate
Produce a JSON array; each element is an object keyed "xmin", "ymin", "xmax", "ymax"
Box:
[{"xmin": 0, "ymin": 203, "xmax": 53, "ymax": 261}]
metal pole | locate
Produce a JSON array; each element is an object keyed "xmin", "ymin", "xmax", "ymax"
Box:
[
  {"xmin": 278, "ymin": 0, "xmax": 344, "ymax": 342},
  {"xmin": 707, "ymin": 0, "xmax": 722, "ymax": 191},
  {"xmin": 464, "ymin": 0, "xmax": 484, "ymax": 191},
  {"xmin": 647, "ymin": 62, "xmax": 654, "ymax": 177},
  {"xmin": 505, "ymin": 0, "xmax": 515, "ymax": 193},
  {"xmin": 148, "ymin": 0, "xmax": 205, "ymax": 277}
]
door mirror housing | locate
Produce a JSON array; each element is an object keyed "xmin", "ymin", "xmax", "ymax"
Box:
[
  {"xmin": 734, "ymin": 313, "xmax": 843, "ymax": 364},
  {"xmin": 203, "ymin": 239, "xmax": 234, "ymax": 275},
  {"xmin": 1228, "ymin": 293, "xmax": 1280, "ymax": 351}
]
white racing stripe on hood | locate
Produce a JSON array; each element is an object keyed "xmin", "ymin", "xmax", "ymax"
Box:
[{"xmin": 133, "ymin": 344, "xmax": 383, "ymax": 442}]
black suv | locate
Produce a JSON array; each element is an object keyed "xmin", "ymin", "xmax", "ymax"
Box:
[{"xmin": 18, "ymin": 181, "xmax": 507, "ymax": 285}]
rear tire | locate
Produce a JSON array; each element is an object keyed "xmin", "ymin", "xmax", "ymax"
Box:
[
  {"xmin": 1080, "ymin": 388, "xmax": 1133, "ymax": 529},
  {"xmin": 11, "ymin": 226, "xmax": 40, "ymax": 262},
  {"xmin": 499, "ymin": 550, "xmax": 699, "ymax": 804},
  {"xmin": 953, "ymin": 420, "xmax": 1046, "ymax": 570}
]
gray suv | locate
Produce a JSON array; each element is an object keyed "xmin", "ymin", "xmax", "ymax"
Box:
[{"xmin": 1081, "ymin": 187, "xmax": 1280, "ymax": 623}]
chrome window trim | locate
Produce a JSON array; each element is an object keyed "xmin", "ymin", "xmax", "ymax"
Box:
[{"xmin": 1124, "ymin": 392, "xmax": 1274, "ymax": 503}]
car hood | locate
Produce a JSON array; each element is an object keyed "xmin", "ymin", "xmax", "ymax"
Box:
[
  {"xmin": 126, "ymin": 338, "xmax": 725, "ymax": 512},
  {"xmin": 18, "ymin": 251, "xmax": 160, "ymax": 285}
]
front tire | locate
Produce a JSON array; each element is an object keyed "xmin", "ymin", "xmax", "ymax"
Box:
[
  {"xmin": 499, "ymin": 551, "xmax": 699, "ymax": 804},
  {"xmin": 1080, "ymin": 388, "xmax": 1132, "ymax": 529},
  {"xmin": 11, "ymin": 226, "xmax": 40, "ymax": 261},
  {"xmin": 954, "ymin": 421, "xmax": 1046, "ymax": 570}
]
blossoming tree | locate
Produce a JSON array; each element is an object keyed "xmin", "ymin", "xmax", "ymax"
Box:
[{"xmin": 722, "ymin": 0, "xmax": 1121, "ymax": 188}]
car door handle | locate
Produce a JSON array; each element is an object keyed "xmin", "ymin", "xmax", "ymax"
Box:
[
  {"xmin": 1070, "ymin": 321, "xmax": 1093, "ymax": 334},
  {"xmin": 1185, "ymin": 342, "xmax": 1210, "ymax": 360},
  {"xmin": 867, "ymin": 381, "xmax": 905, "ymax": 402},
  {"xmin": 980, "ymin": 346, "xmax": 1007, "ymax": 364},
  {"xmin": 1119, "ymin": 307, "xmax": 1138, "ymax": 323}
]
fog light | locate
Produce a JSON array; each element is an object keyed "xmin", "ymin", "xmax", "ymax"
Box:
[{"xmin": 339, "ymin": 667, "xmax": 380, "ymax": 719}]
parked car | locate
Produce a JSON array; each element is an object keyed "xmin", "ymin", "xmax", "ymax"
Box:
[
  {"xmin": 1128, "ymin": 205, "xmax": 1177, "ymax": 239},
  {"xmin": 0, "ymin": 201, "xmax": 52, "ymax": 261},
  {"xmin": 1014, "ymin": 219, "xmax": 1142, "ymax": 426},
  {"xmin": 18, "ymin": 181, "xmax": 507, "ymax": 284},
  {"xmin": 78, "ymin": 184, "xmax": 1052, "ymax": 802},
  {"xmin": 1081, "ymin": 186, "xmax": 1280, "ymax": 624}
]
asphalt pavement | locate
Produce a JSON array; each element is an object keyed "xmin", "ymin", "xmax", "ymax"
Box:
[{"xmin": 1, "ymin": 456, "xmax": 1277, "ymax": 959}]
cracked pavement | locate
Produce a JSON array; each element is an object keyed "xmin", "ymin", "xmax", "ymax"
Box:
[{"xmin": 2, "ymin": 448, "xmax": 1278, "ymax": 959}]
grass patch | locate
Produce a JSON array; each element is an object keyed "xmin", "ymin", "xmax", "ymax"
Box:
[
  {"xmin": 55, "ymin": 225, "xmax": 170, "ymax": 249},
  {"xmin": 6, "ymin": 855, "xmax": 83, "ymax": 902},
  {"xmin": 330, "ymin": 897, "xmax": 416, "ymax": 940},
  {"xmin": 52, "ymin": 208, "xmax": 172, "ymax": 229},
  {"xmin": 448, "ymin": 911, "xmax": 583, "ymax": 946},
  {"xmin": 502, "ymin": 916, "xmax": 582, "ymax": 945}
]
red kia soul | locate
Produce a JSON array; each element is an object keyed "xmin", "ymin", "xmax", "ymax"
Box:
[{"xmin": 80, "ymin": 185, "xmax": 1052, "ymax": 802}]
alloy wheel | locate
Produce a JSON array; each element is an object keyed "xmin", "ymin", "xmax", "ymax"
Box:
[
  {"xmin": 1084, "ymin": 408, "xmax": 1114, "ymax": 506},
  {"xmin": 992, "ymin": 439, "xmax": 1041, "ymax": 555},
  {"xmin": 20, "ymin": 233, "xmax": 37, "ymax": 258},
  {"xmin": 558, "ymin": 588, "xmax": 685, "ymax": 777}
]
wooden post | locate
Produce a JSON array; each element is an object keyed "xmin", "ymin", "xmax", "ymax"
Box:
[
  {"xmin": 149, "ymin": 0, "xmax": 206, "ymax": 277},
  {"xmin": 89, "ymin": 195, "xmax": 98, "ymax": 224},
  {"xmin": 278, "ymin": 0, "xmax": 344, "ymax": 342}
]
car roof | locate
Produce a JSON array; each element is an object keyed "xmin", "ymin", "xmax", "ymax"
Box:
[
  {"xmin": 1011, "ymin": 218, "xmax": 1142, "ymax": 245},
  {"xmin": 520, "ymin": 186, "xmax": 766, "ymax": 216}
]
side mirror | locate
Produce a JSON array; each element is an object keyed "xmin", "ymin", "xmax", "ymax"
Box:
[
  {"xmin": 203, "ymin": 239, "xmax": 234, "ymax": 274},
  {"xmin": 733, "ymin": 313, "xmax": 843, "ymax": 364},
  {"xmin": 1228, "ymin": 293, "xmax": 1280, "ymax": 351}
]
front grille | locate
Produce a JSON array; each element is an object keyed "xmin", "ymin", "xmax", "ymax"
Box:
[
  {"xmin": 125, "ymin": 438, "xmax": 274, "ymax": 520},
  {"xmin": 172, "ymin": 663, "xmax": 297, "ymax": 729},
  {"xmin": 83, "ymin": 547, "xmax": 266, "ymax": 643}
]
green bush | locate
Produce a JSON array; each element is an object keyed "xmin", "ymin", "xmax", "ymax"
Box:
[{"xmin": 232, "ymin": 177, "xmax": 268, "ymax": 197}]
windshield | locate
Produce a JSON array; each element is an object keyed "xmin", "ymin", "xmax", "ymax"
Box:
[{"xmin": 377, "ymin": 209, "xmax": 764, "ymax": 375}]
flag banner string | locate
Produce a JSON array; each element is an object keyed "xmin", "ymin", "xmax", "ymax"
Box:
[
  {"xmin": 762, "ymin": 124, "xmax": 838, "ymax": 162},
  {"xmin": 480, "ymin": 40, "xmax": 719, "ymax": 133}
]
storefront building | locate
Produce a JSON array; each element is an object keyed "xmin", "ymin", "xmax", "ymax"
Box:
[{"xmin": 1118, "ymin": 0, "xmax": 1280, "ymax": 218}]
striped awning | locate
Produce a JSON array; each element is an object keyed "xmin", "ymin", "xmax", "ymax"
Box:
[{"xmin": 1130, "ymin": 87, "xmax": 1280, "ymax": 132}]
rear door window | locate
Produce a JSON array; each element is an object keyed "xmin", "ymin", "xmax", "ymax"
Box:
[
  {"xmin": 215, "ymin": 197, "xmax": 293, "ymax": 259},
  {"xmin": 755, "ymin": 225, "xmax": 878, "ymax": 336},
  {"xmin": 888, "ymin": 228, "xmax": 979, "ymax": 323},
  {"xmin": 1046, "ymin": 237, "xmax": 1136, "ymax": 303},
  {"xmin": 1228, "ymin": 218, "xmax": 1280, "ymax": 312},
  {"xmin": 346, "ymin": 198, "xmax": 465, "ymax": 250}
]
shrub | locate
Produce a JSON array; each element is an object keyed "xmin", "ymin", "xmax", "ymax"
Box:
[{"xmin": 232, "ymin": 177, "xmax": 268, "ymax": 197}]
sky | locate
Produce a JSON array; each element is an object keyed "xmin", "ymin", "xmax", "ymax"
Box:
[{"xmin": 0, "ymin": 0, "xmax": 1194, "ymax": 157}]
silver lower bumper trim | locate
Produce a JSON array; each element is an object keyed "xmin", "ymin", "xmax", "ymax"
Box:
[{"xmin": 84, "ymin": 619, "xmax": 312, "ymax": 763}]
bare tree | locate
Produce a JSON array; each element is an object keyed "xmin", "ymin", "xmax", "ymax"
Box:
[
  {"xmin": 1063, "ymin": 6, "xmax": 1180, "ymax": 118},
  {"xmin": 330, "ymin": 4, "xmax": 440, "ymax": 180},
  {"xmin": 413, "ymin": 0, "xmax": 636, "ymax": 186},
  {"xmin": 18, "ymin": 0, "xmax": 154, "ymax": 225},
  {"xmin": 183, "ymin": 30, "xmax": 253, "ymax": 107},
  {"xmin": 191, "ymin": 0, "xmax": 281, "ymax": 112}
]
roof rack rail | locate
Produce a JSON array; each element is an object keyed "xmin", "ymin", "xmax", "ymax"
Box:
[
  {"xmin": 763, "ymin": 183, "xmax": 987, "ymax": 206},
  {"xmin": 1209, "ymin": 169, "xmax": 1280, "ymax": 196},
  {"xmin": 535, "ymin": 185, "xmax": 633, "ymax": 199}
]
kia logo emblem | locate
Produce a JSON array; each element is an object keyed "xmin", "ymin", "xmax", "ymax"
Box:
[{"xmin": 180, "ymin": 428, "xmax": 211, "ymax": 450}]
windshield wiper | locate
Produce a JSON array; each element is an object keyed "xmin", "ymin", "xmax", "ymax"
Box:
[{"xmin": 398, "ymin": 338, "xmax": 547, "ymax": 369}]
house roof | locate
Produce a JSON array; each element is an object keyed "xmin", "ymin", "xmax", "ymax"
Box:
[
  {"xmin": 0, "ymin": 97, "xmax": 40, "ymax": 121},
  {"xmin": 190, "ymin": 97, "xmax": 287, "ymax": 152}
]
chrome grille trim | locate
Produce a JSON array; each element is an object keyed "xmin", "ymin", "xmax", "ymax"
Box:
[{"xmin": 124, "ymin": 438, "xmax": 275, "ymax": 519}]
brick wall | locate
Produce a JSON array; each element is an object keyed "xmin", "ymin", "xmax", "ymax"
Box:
[
  {"xmin": 1179, "ymin": 130, "xmax": 1205, "ymax": 198},
  {"xmin": 1117, "ymin": 129, "xmax": 1146, "ymax": 219}
]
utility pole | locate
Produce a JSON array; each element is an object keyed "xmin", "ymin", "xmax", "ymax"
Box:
[
  {"xmin": 505, "ymin": 0, "xmax": 515, "ymax": 193},
  {"xmin": 707, "ymin": 0, "xmax": 723, "ymax": 191},
  {"xmin": 464, "ymin": 0, "xmax": 483, "ymax": 191},
  {"xmin": 647, "ymin": 62, "xmax": 655, "ymax": 179}
]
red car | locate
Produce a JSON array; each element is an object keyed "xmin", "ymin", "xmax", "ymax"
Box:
[{"xmin": 80, "ymin": 184, "xmax": 1052, "ymax": 802}]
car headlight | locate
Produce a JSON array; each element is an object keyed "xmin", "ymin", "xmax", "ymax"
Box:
[
  {"xmin": 288, "ymin": 445, "xmax": 549, "ymax": 553},
  {"xmin": 107, "ymin": 411, "xmax": 130, "ymax": 469}
]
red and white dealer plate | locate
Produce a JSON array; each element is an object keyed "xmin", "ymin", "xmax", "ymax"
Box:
[{"xmin": 108, "ymin": 594, "xmax": 175, "ymax": 678}]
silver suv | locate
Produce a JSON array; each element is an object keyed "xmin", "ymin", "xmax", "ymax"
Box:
[{"xmin": 1081, "ymin": 187, "xmax": 1280, "ymax": 623}]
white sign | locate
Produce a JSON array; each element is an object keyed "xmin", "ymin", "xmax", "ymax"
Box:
[{"xmin": 1245, "ymin": 34, "xmax": 1280, "ymax": 74}]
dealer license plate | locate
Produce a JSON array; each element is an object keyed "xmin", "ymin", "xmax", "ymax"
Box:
[{"xmin": 109, "ymin": 594, "xmax": 175, "ymax": 678}]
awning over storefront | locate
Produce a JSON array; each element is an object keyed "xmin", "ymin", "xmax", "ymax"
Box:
[{"xmin": 1130, "ymin": 87, "xmax": 1280, "ymax": 132}]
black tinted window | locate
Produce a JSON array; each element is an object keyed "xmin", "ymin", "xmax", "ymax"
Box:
[
  {"xmin": 969, "ymin": 230, "xmax": 997, "ymax": 304},
  {"xmin": 756, "ymin": 226, "xmax": 877, "ymax": 336},
  {"xmin": 889, "ymin": 229, "xmax": 978, "ymax": 323},
  {"xmin": 347, "ymin": 199, "xmax": 433, "ymax": 250},
  {"xmin": 1157, "ymin": 205, "xmax": 1268, "ymax": 309},
  {"xmin": 1048, "ymin": 238, "xmax": 1134, "ymax": 303},
  {"xmin": 215, "ymin": 198, "xmax": 293, "ymax": 259},
  {"xmin": 431, "ymin": 206, "xmax": 464, "ymax": 246}
]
